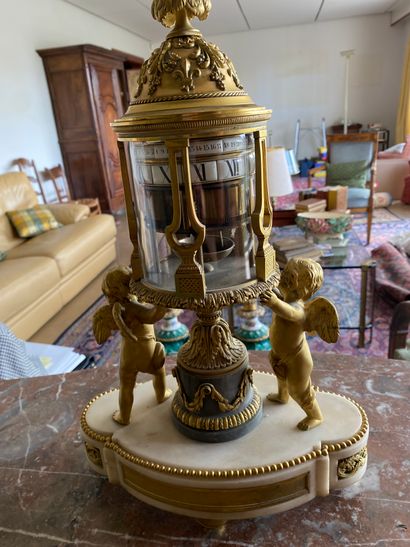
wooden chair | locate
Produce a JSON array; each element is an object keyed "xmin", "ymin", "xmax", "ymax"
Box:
[
  {"xmin": 308, "ymin": 132, "xmax": 378, "ymax": 244},
  {"xmin": 42, "ymin": 164, "xmax": 71, "ymax": 203},
  {"xmin": 388, "ymin": 301, "xmax": 410, "ymax": 359},
  {"xmin": 43, "ymin": 164, "xmax": 102, "ymax": 215},
  {"xmin": 13, "ymin": 158, "xmax": 47, "ymax": 203}
]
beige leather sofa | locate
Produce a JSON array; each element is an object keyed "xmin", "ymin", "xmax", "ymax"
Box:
[{"xmin": 0, "ymin": 172, "xmax": 117, "ymax": 339}]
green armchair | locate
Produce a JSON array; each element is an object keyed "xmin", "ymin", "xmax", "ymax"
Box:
[{"xmin": 308, "ymin": 132, "xmax": 378, "ymax": 244}]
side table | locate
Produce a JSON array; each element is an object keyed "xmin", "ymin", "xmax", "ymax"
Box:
[
  {"xmin": 320, "ymin": 245, "xmax": 376, "ymax": 348},
  {"xmin": 272, "ymin": 208, "xmax": 297, "ymax": 227}
]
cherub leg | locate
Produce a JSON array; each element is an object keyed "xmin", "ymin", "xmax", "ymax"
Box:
[
  {"xmin": 151, "ymin": 342, "xmax": 172, "ymax": 403},
  {"xmin": 113, "ymin": 349, "xmax": 138, "ymax": 425},
  {"xmin": 266, "ymin": 351, "xmax": 289, "ymax": 404},
  {"xmin": 297, "ymin": 395, "xmax": 323, "ymax": 430},
  {"xmin": 153, "ymin": 367, "xmax": 172, "ymax": 403},
  {"xmin": 287, "ymin": 357, "xmax": 323, "ymax": 430}
]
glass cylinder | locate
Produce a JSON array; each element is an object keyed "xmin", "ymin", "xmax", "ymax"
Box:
[{"xmin": 129, "ymin": 132, "xmax": 257, "ymax": 293}]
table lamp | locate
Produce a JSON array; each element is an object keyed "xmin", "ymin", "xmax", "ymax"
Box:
[
  {"xmin": 234, "ymin": 149, "xmax": 292, "ymax": 351},
  {"xmin": 267, "ymin": 146, "xmax": 294, "ymax": 210}
]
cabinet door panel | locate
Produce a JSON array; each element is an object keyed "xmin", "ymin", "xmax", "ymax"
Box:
[
  {"xmin": 62, "ymin": 148, "xmax": 108, "ymax": 210},
  {"xmin": 89, "ymin": 63, "xmax": 124, "ymax": 204},
  {"xmin": 50, "ymin": 70, "xmax": 94, "ymax": 141}
]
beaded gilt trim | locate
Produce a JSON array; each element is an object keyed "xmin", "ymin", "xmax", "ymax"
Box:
[
  {"xmin": 82, "ymin": 381, "xmax": 369, "ymax": 480},
  {"xmin": 80, "ymin": 388, "xmax": 118, "ymax": 443}
]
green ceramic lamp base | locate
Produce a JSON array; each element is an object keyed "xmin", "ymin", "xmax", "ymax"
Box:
[{"xmin": 155, "ymin": 311, "xmax": 189, "ymax": 355}]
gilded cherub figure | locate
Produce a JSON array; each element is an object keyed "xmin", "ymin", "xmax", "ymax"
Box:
[
  {"xmin": 260, "ymin": 258, "xmax": 339, "ymax": 431},
  {"xmin": 93, "ymin": 266, "xmax": 172, "ymax": 425}
]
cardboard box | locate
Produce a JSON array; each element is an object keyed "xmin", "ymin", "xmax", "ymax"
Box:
[{"xmin": 316, "ymin": 186, "xmax": 348, "ymax": 211}]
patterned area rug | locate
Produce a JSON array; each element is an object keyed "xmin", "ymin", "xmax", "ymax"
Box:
[
  {"xmin": 352, "ymin": 208, "xmax": 401, "ymax": 224},
  {"xmin": 55, "ymin": 217, "xmax": 408, "ymax": 364},
  {"xmin": 55, "ymin": 283, "xmax": 393, "ymax": 366},
  {"xmin": 55, "ymin": 298, "xmax": 122, "ymax": 368}
]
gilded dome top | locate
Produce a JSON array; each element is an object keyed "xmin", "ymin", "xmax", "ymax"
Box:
[
  {"xmin": 113, "ymin": 1, "xmax": 271, "ymax": 139},
  {"xmin": 132, "ymin": 0, "xmax": 246, "ymax": 104}
]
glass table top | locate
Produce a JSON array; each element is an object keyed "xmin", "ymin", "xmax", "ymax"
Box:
[{"xmin": 319, "ymin": 244, "xmax": 374, "ymax": 269}]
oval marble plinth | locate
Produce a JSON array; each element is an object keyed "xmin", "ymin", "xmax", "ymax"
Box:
[{"xmin": 81, "ymin": 372, "xmax": 369, "ymax": 523}]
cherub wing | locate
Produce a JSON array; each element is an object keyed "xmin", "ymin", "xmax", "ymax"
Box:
[
  {"xmin": 305, "ymin": 297, "xmax": 340, "ymax": 343},
  {"xmin": 92, "ymin": 305, "xmax": 117, "ymax": 344}
]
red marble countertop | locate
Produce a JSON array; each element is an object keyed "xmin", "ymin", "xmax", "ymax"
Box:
[{"xmin": 0, "ymin": 352, "xmax": 409, "ymax": 546}]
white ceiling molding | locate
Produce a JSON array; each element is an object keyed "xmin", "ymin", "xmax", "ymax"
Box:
[
  {"xmin": 61, "ymin": 0, "xmax": 403, "ymax": 42},
  {"xmin": 317, "ymin": 0, "xmax": 397, "ymax": 22},
  {"xmin": 237, "ymin": 0, "xmax": 323, "ymax": 30},
  {"xmin": 390, "ymin": 0, "xmax": 410, "ymax": 24}
]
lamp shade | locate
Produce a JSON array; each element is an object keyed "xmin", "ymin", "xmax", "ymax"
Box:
[{"xmin": 267, "ymin": 147, "xmax": 293, "ymax": 197}]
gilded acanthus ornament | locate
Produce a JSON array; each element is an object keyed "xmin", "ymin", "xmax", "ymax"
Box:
[
  {"xmin": 93, "ymin": 266, "xmax": 172, "ymax": 425},
  {"xmin": 152, "ymin": 0, "xmax": 211, "ymax": 28},
  {"xmin": 338, "ymin": 447, "xmax": 368, "ymax": 479},
  {"xmin": 84, "ymin": 442, "xmax": 103, "ymax": 468},
  {"xmin": 135, "ymin": 35, "xmax": 243, "ymax": 97},
  {"xmin": 177, "ymin": 311, "xmax": 246, "ymax": 371},
  {"xmin": 260, "ymin": 258, "xmax": 339, "ymax": 431}
]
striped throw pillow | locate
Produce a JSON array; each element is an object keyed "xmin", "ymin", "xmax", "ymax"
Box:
[{"xmin": 6, "ymin": 205, "xmax": 60, "ymax": 238}]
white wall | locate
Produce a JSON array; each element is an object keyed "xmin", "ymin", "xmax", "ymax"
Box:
[
  {"xmin": 0, "ymin": 0, "xmax": 150, "ymax": 174},
  {"xmin": 210, "ymin": 14, "xmax": 405, "ymax": 158}
]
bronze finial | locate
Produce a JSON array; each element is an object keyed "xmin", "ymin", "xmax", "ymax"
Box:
[{"xmin": 152, "ymin": 0, "xmax": 212, "ymax": 29}]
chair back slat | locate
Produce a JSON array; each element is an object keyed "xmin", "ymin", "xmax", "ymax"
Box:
[
  {"xmin": 12, "ymin": 158, "xmax": 47, "ymax": 203},
  {"xmin": 327, "ymin": 133, "xmax": 378, "ymax": 182},
  {"xmin": 42, "ymin": 164, "xmax": 71, "ymax": 203}
]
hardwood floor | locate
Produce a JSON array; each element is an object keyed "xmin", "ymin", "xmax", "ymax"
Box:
[{"xmin": 29, "ymin": 213, "xmax": 133, "ymax": 344}]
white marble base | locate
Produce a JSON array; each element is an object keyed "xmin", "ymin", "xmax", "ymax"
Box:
[{"xmin": 81, "ymin": 372, "xmax": 369, "ymax": 524}]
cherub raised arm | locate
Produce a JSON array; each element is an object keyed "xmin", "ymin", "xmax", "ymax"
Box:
[
  {"xmin": 93, "ymin": 266, "xmax": 172, "ymax": 425},
  {"xmin": 260, "ymin": 258, "xmax": 339, "ymax": 431}
]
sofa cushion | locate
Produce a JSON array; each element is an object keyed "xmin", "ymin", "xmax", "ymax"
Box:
[
  {"xmin": 378, "ymin": 135, "xmax": 410, "ymax": 159},
  {"xmin": 0, "ymin": 257, "xmax": 61, "ymax": 323},
  {"xmin": 46, "ymin": 202, "xmax": 90, "ymax": 224},
  {"xmin": 7, "ymin": 214, "xmax": 117, "ymax": 277},
  {"xmin": 6, "ymin": 205, "xmax": 61, "ymax": 238},
  {"xmin": 373, "ymin": 191, "xmax": 393, "ymax": 208},
  {"xmin": 0, "ymin": 172, "xmax": 39, "ymax": 251},
  {"xmin": 347, "ymin": 187, "xmax": 371, "ymax": 208},
  {"xmin": 0, "ymin": 172, "xmax": 38, "ymax": 211}
]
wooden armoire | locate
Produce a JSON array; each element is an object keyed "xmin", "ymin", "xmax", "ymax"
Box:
[{"xmin": 38, "ymin": 44, "xmax": 143, "ymax": 213}]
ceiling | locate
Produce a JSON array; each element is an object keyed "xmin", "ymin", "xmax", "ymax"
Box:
[{"xmin": 62, "ymin": 0, "xmax": 405, "ymax": 43}]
